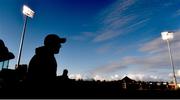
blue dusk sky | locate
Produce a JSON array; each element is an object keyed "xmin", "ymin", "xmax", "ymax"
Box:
[{"xmin": 1, "ymin": 0, "xmax": 180, "ymax": 82}]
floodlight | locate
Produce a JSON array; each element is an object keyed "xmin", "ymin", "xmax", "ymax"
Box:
[
  {"xmin": 23, "ymin": 5, "xmax": 34, "ymax": 18},
  {"xmin": 161, "ymin": 31, "xmax": 177, "ymax": 89},
  {"xmin": 161, "ymin": 31, "xmax": 174, "ymax": 40}
]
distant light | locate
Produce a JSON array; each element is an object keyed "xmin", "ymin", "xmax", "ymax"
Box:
[
  {"xmin": 177, "ymin": 84, "xmax": 180, "ymax": 88},
  {"xmin": 23, "ymin": 5, "xmax": 34, "ymax": 18},
  {"xmin": 163, "ymin": 82, "xmax": 167, "ymax": 85},
  {"xmin": 161, "ymin": 31, "xmax": 174, "ymax": 40},
  {"xmin": 73, "ymin": 74, "xmax": 82, "ymax": 80},
  {"xmin": 157, "ymin": 82, "xmax": 161, "ymax": 86},
  {"xmin": 94, "ymin": 75, "xmax": 104, "ymax": 81},
  {"xmin": 115, "ymin": 74, "xmax": 119, "ymax": 78}
]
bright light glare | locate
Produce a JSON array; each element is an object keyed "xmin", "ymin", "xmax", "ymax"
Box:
[
  {"xmin": 23, "ymin": 5, "xmax": 34, "ymax": 18},
  {"xmin": 161, "ymin": 31, "xmax": 174, "ymax": 40},
  {"xmin": 74, "ymin": 74, "xmax": 83, "ymax": 80},
  {"xmin": 69, "ymin": 74, "xmax": 82, "ymax": 80},
  {"xmin": 94, "ymin": 75, "xmax": 104, "ymax": 81},
  {"xmin": 177, "ymin": 84, "xmax": 180, "ymax": 88}
]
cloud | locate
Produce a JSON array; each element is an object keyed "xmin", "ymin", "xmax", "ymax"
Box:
[
  {"xmin": 96, "ymin": 43, "xmax": 114, "ymax": 54},
  {"xmin": 176, "ymin": 70, "xmax": 180, "ymax": 77},
  {"xmin": 125, "ymin": 18, "xmax": 150, "ymax": 30},
  {"xmin": 69, "ymin": 74, "xmax": 83, "ymax": 80},
  {"xmin": 126, "ymin": 73, "xmax": 145, "ymax": 81},
  {"xmin": 71, "ymin": 32, "xmax": 95, "ymax": 41},
  {"xmin": 110, "ymin": 74, "xmax": 120, "ymax": 80},
  {"xmin": 88, "ymin": 0, "xmax": 180, "ymax": 81},
  {"xmin": 93, "ymin": 0, "xmax": 138, "ymax": 42},
  {"xmin": 128, "ymin": 74, "xmax": 164, "ymax": 81},
  {"xmin": 122, "ymin": 31, "xmax": 180, "ymax": 69},
  {"xmin": 93, "ymin": 0, "xmax": 155, "ymax": 42},
  {"xmin": 139, "ymin": 31, "xmax": 180, "ymax": 65},
  {"xmin": 91, "ymin": 61, "xmax": 128, "ymax": 75},
  {"xmin": 169, "ymin": 69, "xmax": 180, "ymax": 78},
  {"xmin": 93, "ymin": 75, "xmax": 105, "ymax": 81},
  {"xmin": 90, "ymin": 30, "xmax": 180, "ymax": 81},
  {"xmin": 89, "ymin": 73, "xmax": 167, "ymax": 81},
  {"xmin": 93, "ymin": 30, "xmax": 122, "ymax": 42},
  {"xmin": 93, "ymin": 0, "xmax": 180, "ymax": 43}
]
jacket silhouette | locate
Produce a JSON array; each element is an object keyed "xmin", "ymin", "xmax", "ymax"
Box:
[{"xmin": 27, "ymin": 34, "xmax": 66, "ymax": 86}]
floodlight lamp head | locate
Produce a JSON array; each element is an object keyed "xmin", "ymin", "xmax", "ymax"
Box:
[
  {"xmin": 22, "ymin": 5, "xmax": 34, "ymax": 18},
  {"xmin": 161, "ymin": 31, "xmax": 174, "ymax": 40}
]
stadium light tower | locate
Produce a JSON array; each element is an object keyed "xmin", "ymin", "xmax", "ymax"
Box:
[
  {"xmin": 161, "ymin": 31, "xmax": 177, "ymax": 89},
  {"xmin": 16, "ymin": 5, "xmax": 34, "ymax": 68}
]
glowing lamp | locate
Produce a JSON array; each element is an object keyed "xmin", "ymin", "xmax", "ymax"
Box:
[
  {"xmin": 161, "ymin": 31, "xmax": 174, "ymax": 40},
  {"xmin": 23, "ymin": 5, "xmax": 34, "ymax": 18},
  {"xmin": 17, "ymin": 5, "xmax": 35, "ymax": 68},
  {"xmin": 161, "ymin": 31, "xmax": 177, "ymax": 89}
]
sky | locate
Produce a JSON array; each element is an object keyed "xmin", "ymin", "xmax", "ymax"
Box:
[{"xmin": 1, "ymin": 0, "xmax": 180, "ymax": 82}]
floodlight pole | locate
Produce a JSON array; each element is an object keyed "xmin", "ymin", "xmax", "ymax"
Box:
[
  {"xmin": 166, "ymin": 39, "xmax": 177, "ymax": 88},
  {"xmin": 16, "ymin": 16, "xmax": 28, "ymax": 68}
]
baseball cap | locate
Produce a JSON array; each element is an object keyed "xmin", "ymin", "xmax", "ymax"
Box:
[{"xmin": 44, "ymin": 34, "xmax": 66, "ymax": 46}]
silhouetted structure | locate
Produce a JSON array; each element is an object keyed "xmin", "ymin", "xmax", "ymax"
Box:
[
  {"xmin": 0, "ymin": 39, "xmax": 16, "ymax": 88},
  {"xmin": 0, "ymin": 39, "xmax": 15, "ymax": 69},
  {"xmin": 121, "ymin": 76, "xmax": 139, "ymax": 90},
  {"xmin": 27, "ymin": 34, "xmax": 66, "ymax": 88}
]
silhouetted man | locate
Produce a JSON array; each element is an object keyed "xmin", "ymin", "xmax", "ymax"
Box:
[
  {"xmin": 60, "ymin": 69, "xmax": 69, "ymax": 80},
  {"xmin": 27, "ymin": 34, "xmax": 66, "ymax": 88}
]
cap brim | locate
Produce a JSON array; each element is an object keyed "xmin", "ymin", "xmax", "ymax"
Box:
[{"xmin": 59, "ymin": 38, "xmax": 66, "ymax": 43}]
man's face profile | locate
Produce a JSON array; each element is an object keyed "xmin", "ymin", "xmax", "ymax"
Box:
[{"xmin": 53, "ymin": 43, "xmax": 61, "ymax": 54}]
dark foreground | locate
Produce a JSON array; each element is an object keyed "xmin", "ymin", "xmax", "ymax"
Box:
[
  {"xmin": 0, "ymin": 79, "xmax": 180, "ymax": 99},
  {"xmin": 0, "ymin": 68, "xmax": 180, "ymax": 99},
  {"xmin": 0, "ymin": 88, "xmax": 180, "ymax": 99}
]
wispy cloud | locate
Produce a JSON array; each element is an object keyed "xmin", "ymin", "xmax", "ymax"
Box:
[
  {"xmin": 93, "ymin": 0, "xmax": 180, "ymax": 43},
  {"xmin": 139, "ymin": 37, "xmax": 164, "ymax": 53},
  {"xmin": 91, "ymin": 61, "xmax": 128, "ymax": 75},
  {"xmin": 71, "ymin": 32, "xmax": 95, "ymax": 41},
  {"xmin": 127, "ymin": 73, "xmax": 167, "ymax": 81},
  {"xmin": 93, "ymin": 0, "xmax": 154, "ymax": 42},
  {"xmin": 69, "ymin": 74, "xmax": 83, "ymax": 80},
  {"xmin": 96, "ymin": 44, "xmax": 112, "ymax": 54},
  {"xmin": 93, "ymin": 0, "xmax": 138, "ymax": 42},
  {"xmin": 126, "ymin": 18, "xmax": 150, "ymax": 30},
  {"xmin": 90, "ymin": 30, "xmax": 180, "ymax": 81},
  {"xmin": 140, "ymin": 31, "xmax": 180, "ymax": 54},
  {"xmin": 87, "ymin": 0, "xmax": 180, "ymax": 81}
]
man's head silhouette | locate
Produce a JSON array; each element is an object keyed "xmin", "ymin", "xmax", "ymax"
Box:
[
  {"xmin": 63, "ymin": 69, "xmax": 68, "ymax": 76},
  {"xmin": 44, "ymin": 34, "xmax": 66, "ymax": 54}
]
